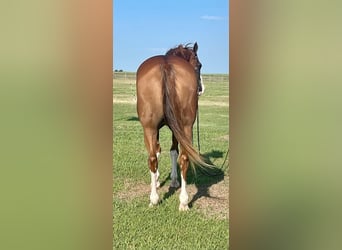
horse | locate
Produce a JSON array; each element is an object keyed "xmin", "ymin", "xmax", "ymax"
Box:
[{"xmin": 136, "ymin": 42, "xmax": 207, "ymax": 211}]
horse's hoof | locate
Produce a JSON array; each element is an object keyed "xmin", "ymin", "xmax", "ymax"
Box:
[
  {"xmin": 149, "ymin": 200, "xmax": 159, "ymax": 207},
  {"xmin": 179, "ymin": 204, "xmax": 189, "ymax": 211},
  {"xmin": 170, "ymin": 179, "xmax": 180, "ymax": 188},
  {"xmin": 149, "ymin": 194, "xmax": 159, "ymax": 207}
]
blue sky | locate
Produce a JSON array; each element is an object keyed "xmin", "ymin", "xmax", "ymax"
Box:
[{"xmin": 113, "ymin": 0, "xmax": 229, "ymax": 73}]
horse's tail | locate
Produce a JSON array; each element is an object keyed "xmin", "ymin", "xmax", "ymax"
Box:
[{"xmin": 161, "ymin": 61, "xmax": 210, "ymax": 168}]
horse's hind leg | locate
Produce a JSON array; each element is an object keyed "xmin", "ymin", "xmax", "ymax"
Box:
[
  {"xmin": 179, "ymin": 149, "xmax": 190, "ymax": 211},
  {"xmin": 143, "ymin": 128, "xmax": 160, "ymax": 206},
  {"xmin": 170, "ymin": 133, "xmax": 180, "ymax": 188},
  {"xmin": 178, "ymin": 126, "xmax": 193, "ymax": 211}
]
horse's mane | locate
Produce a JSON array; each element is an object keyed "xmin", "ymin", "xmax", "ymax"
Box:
[{"xmin": 165, "ymin": 43, "xmax": 195, "ymax": 61}]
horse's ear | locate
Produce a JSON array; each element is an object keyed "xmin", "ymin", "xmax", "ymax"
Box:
[{"xmin": 193, "ymin": 42, "xmax": 198, "ymax": 53}]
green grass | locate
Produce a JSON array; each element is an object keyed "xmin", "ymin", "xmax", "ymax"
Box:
[
  {"xmin": 114, "ymin": 197, "xmax": 228, "ymax": 249},
  {"xmin": 113, "ymin": 73, "xmax": 229, "ymax": 249}
]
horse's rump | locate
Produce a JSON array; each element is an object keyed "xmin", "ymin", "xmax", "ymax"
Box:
[{"xmin": 136, "ymin": 56, "xmax": 165, "ymax": 127}]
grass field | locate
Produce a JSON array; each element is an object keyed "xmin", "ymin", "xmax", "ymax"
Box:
[{"xmin": 113, "ymin": 72, "xmax": 229, "ymax": 249}]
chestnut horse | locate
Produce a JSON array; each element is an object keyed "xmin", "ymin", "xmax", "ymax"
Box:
[{"xmin": 136, "ymin": 43, "xmax": 207, "ymax": 211}]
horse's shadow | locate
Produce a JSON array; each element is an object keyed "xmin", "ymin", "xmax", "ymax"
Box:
[
  {"xmin": 126, "ymin": 116, "xmax": 139, "ymax": 121},
  {"xmin": 160, "ymin": 149, "xmax": 226, "ymax": 207}
]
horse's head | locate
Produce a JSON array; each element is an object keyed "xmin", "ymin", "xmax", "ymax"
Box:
[
  {"xmin": 166, "ymin": 43, "xmax": 204, "ymax": 94},
  {"xmin": 166, "ymin": 43, "xmax": 202, "ymax": 76},
  {"xmin": 189, "ymin": 42, "xmax": 202, "ymax": 77}
]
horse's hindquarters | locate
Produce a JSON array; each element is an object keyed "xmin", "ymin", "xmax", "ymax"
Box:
[{"xmin": 136, "ymin": 56, "xmax": 165, "ymax": 127}]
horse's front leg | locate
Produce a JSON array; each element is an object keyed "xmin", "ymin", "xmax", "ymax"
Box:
[
  {"xmin": 170, "ymin": 150, "xmax": 179, "ymax": 188},
  {"xmin": 170, "ymin": 133, "xmax": 180, "ymax": 188}
]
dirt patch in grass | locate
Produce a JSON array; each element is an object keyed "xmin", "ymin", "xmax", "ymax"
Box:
[
  {"xmin": 188, "ymin": 177, "xmax": 229, "ymax": 220},
  {"xmin": 199, "ymin": 101, "xmax": 229, "ymax": 107},
  {"xmin": 113, "ymin": 98, "xmax": 136, "ymax": 104},
  {"xmin": 115, "ymin": 179, "xmax": 149, "ymax": 200},
  {"xmin": 115, "ymin": 177, "xmax": 229, "ymax": 220},
  {"xmin": 219, "ymin": 135, "xmax": 229, "ymax": 141}
]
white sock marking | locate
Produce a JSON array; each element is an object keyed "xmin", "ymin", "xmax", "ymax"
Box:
[
  {"xmin": 179, "ymin": 173, "xmax": 189, "ymax": 211},
  {"xmin": 150, "ymin": 170, "xmax": 159, "ymax": 206},
  {"xmin": 156, "ymin": 169, "xmax": 160, "ymax": 188}
]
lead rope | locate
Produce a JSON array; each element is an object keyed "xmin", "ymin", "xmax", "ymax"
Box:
[
  {"xmin": 196, "ymin": 102, "xmax": 229, "ymax": 171},
  {"xmin": 196, "ymin": 108, "xmax": 201, "ymax": 153}
]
